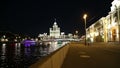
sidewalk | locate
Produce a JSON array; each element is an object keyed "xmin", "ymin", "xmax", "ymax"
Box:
[
  {"xmin": 94, "ymin": 41, "xmax": 119, "ymax": 45},
  {"xmin": 61, "ymin": 43, "xmax": 86, "ymax": 68},
  {"xmin": 61, "ymin": 42, "xmax": 120, "ymax": 68}
]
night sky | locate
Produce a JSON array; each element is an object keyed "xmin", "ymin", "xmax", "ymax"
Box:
[{"xmin": 1, "ymin": 0, "xmax": 113, "ymax": 37}]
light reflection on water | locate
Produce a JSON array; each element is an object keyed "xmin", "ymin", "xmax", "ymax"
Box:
[{"xmin": 0, "ymin": 41, "xmax": 65, "ymax": 68}]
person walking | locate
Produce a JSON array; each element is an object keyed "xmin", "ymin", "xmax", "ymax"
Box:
[{"xmin": 87, "ymin": 38, "xmax": 91, "ymax": 46}]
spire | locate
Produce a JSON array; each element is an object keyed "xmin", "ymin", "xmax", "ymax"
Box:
[
  {"xmin": 54, "ymin": 18, "xmax": 57, "ymax": 25},
  {"xmin": 54, "ymin": 18, "xmax": 56, "ymax": 22}
]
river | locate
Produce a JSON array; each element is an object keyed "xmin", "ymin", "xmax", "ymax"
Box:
[{"xmin": 0, "ymin": 41, "xmax": 67, "ymax": 68}]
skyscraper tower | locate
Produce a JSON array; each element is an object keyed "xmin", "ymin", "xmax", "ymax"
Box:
[{"xmin": 49, "ymin": 18, "xmax": 60, "ymax": 38}]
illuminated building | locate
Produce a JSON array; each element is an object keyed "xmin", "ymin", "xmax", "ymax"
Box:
[
  {"xmin": 0, "ymin": 31, "xmax": 16, "ymax": 42},
  {"xmin": 86, "ymin": 0, "xmax": 120, "ymax": 42},
  {"xmin": 49, "ymin": 19, "xmax": 60, "ymax": 38}
]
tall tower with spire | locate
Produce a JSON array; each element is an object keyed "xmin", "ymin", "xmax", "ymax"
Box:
[{"xmin": 49, "ymin": 18, "xmax": 60, "ymax": 38}]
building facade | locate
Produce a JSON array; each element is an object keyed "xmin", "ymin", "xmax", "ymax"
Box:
[
  {"xmin": 86, "ymin": 0, "xmax": 120, "ymax": 42},
  {"xmin": 49, "ymin": 20, "xmax": 60, "ymax": 38}
]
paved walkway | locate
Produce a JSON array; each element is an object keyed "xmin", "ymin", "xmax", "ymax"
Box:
[
  {"xmin": 61, "ymin": 42, "xmax": 88, "ymax": 68},
  {"xmin": 61, "ymin": 42, "xmax": 120, "ymax": 68}
]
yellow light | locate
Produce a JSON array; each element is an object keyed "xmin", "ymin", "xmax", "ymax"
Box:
[
  {"xmin": 95, "ymin": 32, "xmax": 99, "ymax": 36},
  {"xmin": 75, "ymin": 31, "xmax": 78, "ymax": 34},
  {"xmin": 83, "ymin": 14, "xmax": 87, "ymax": 19},
  {"xmin": 14, "ymin": 39, "xmax": 17, "ymax": 42},
  {"xmin": 5, "ymin": 39, "xmax": 8, "ymax": 42},
  {"xmin": 87, "ymin": 34, "xmax": 90, "ymax": 37},
  {"xmin": 107, "ymin": 24, "xmax": 111, "ymax": 29},
  {"xmin": 90, "ymin": 33, "xmax": 94, "ymax": 37},
  {"xmin": 1, "ymin": 39, "xmax": 5, "ymax": 42},
  {"xmin": 111, "ymin": 22, "xmax": 116, "ymax": 27}
]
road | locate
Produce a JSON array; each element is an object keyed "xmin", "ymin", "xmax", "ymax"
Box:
[{"xmin": 61, "ymin": 42, "xmax": 120, "ymax": 68}]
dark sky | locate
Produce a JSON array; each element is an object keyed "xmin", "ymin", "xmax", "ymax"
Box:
[{"xmin": 1, "ymin": 0, "xmax": 113, "ymax": 37}]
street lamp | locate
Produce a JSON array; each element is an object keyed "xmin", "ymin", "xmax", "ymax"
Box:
[{"xmin": 83, "ymin": 14, "xmax": 87, "ymax": 45}]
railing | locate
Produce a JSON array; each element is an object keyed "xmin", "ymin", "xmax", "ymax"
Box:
[{"xmin": 29, "ymin": 43, "xmax": 69, "ymax": 68}]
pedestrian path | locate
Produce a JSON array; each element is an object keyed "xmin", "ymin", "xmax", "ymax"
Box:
[
  {"xmin": 61, "ymin": 42, "xmax": 91, "ymax": 68},
  {"xmin": 61, "ymin": 42, "xmax": 120, "ymax": 68}
]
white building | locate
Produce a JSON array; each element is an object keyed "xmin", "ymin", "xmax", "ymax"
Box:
[
  {"xmin": 49, "ymin": 20, "xmax": 60, "ymax": 38},
  {"xmin": 86, "ymin": 0, "xmax": 120, "ymax": 42}
]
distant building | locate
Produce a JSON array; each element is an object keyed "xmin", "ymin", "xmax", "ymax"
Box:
[
  {"xmin": 0, "ymin": 31, "xmax": 16, "ymax": 42},
  {"xmin": 49, "ymin": 19, "xmax": 60, "ymax": 38},
  {"xmin": 68, "ymin": 33, "xmax": 73, "ymax": 39},
  {"xmin": 38, "ymin": 19, "xmax": 74, "ymax": 39},
  {"xmin": 38, "ymin": 33, "xmax": 48, "ymax": 40}
]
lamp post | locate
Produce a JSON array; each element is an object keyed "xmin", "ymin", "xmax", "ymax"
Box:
[{"xmin": 83, "ymin": 14, "xmax": 87, "ymax": 45}]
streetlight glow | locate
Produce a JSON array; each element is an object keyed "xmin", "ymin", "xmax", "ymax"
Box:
[{"xmin": 83, "ymin": 14, "xmax": 87, "ymax": 19}]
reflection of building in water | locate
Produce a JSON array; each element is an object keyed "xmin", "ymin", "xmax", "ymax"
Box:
[
  {"xmin": 49, "ymin": 19, "xmax": 60, "ymax": 38},
  {"xmin": 86, "ymin": 0, "xmax": 120, "ymax": 42},
  {"xmin": 2, "ymin": 43, "xmax": 6, "ymax": 55}
]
